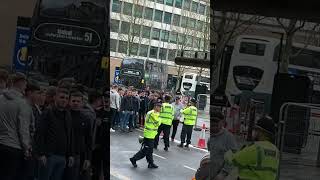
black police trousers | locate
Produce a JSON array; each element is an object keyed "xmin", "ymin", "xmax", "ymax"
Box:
[
  {"xmin": 154, "ymin": 124, "xmax": 171, "ymax": 148},
  {"xmin": 133, "ymin": 138, "xmax": 154, "ymax": 164},
  {"xmin": 180, "ymin": 124, "xmax": 193, "ymax": 145}
]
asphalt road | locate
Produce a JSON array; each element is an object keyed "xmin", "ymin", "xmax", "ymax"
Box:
[{"xmin": 110, "ymin": 128, "xmax": 208, "ymax": 180}]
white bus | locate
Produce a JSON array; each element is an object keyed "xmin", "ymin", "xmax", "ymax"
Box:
[
  {"xmin": 226, "ymin": 35, "xmax": 320, "ymax": 113},
  {"xmin": 180, "ymin": 73, "xmax": 210, "ymax": 96}
]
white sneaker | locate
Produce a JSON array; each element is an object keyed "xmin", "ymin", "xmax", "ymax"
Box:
[{"xmin": 110, "ymin": 128, "xmax": 115, "ymax": 132}]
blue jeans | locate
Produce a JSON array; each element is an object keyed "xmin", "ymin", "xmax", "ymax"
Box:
[
  {"xmin": 121, "ymin": 111, "xmax": 133, "ymax": 130},
  {"xmin": 38, "ymin": 154, "xmax": 66, "ymax": 180}
]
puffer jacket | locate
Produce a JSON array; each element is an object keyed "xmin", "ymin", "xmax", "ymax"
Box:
[{"xmin": 0, "ymin": 88, "xmax": 33, "ymax": 151}]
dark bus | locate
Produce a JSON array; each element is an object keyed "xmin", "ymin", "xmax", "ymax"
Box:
[
  {"xmin": 26, "ymin": 0, "xmax": 109, "ymax": 87},
  {"xmin": 119, "ymin": 57, "xmax": 168, "ymax": 90}
]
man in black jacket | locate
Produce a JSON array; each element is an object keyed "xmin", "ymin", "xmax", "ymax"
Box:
[
  {"xmin": 36, "ymin": 87, "xmax": 74, "ymax": 180},
  {"xmin": 120, "ymin": 90, "xmax": 135, "ymax": 132},
  {"xmin": 65, "ymin": 90, "xmax": 92, "ymax": 180}
]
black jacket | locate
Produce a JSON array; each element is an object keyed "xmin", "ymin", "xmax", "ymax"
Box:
[
  {"xmin": 35, "ymin": 107, "xmax": 74, "ymax": 157},
  {"xmin": 70, "ymin": 110, "xmax": 92, "ymax": 161},
  {"xmin": 120, "ymin": 96, "xmax": 136, "ymax": 111}
]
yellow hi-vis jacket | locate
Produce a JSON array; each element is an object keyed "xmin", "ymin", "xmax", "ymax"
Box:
[
  {"xmin": 181, "ymin": 105, "xmax": 198, "ymax": 126},
  {"xmin": 159, "ymin": 102, "xmax": 174, "ymax": 126},
  {"xmin": 144, "ymin": 110, "xmax": 161, "ymax": 139},
  {"xmin": 224, "ymin": 141, "xmax": 280, "ymax": 180}
]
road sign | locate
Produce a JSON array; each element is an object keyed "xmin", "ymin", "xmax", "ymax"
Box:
[
  {"xmin": 114, "ymin": 68, "xmax": 120, "ymax": 83},
  {"xmin": 12, "ymin": 24, "xmax": 32, "ymax": 72}
]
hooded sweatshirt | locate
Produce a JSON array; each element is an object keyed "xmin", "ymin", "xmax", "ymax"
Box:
[{"xmin": 0, "ymin": 88, "xmax": 33, "ymax": 150}]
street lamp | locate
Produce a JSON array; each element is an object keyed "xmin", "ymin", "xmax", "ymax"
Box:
[{"xmin": 271, "ymin": 31, "xmax": 284, "ymax": 74}]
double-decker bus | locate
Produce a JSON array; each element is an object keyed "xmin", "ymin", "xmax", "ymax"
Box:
[
  {"xmin": 226, "ymin": 35, "xmax": 320, "ymax": 113},
  {"xmin": 119, "ymin": 57, "xmax": 168, "ymax": 90},
  {"xmin": 180, "ymin": 72, "xmax": 210, "ymax": 96},
  {"xmin": 27, "ymin": 0, "xmax": 108, "ymax": 87}
]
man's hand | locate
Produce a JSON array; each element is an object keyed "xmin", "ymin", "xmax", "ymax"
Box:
[
  {"xmin": 39, "ymin": 155, "xmax": 47, "ymax": 166},
  {"xmin": 68, "ymin": 156, "xmax": 74, "ymax": 167},
  {"xmin": 136, "ymin": 112, "xmax": 139, "ymax": 115},
  {"xmin": 83, "ymin": 160, "xmax": 91, "ymax": 170}
]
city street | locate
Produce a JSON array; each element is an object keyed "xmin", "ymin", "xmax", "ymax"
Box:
[{"xmin": 110, "ymin": 125, "xmax": 209, "ymax": 180}]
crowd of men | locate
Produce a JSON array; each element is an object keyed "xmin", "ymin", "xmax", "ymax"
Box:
[{"xmin": 0, "ymin": 69, "xmax": 109, "ymax": 180}]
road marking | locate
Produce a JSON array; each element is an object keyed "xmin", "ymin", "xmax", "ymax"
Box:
[
  {"xmin": 183, "ymin": 165, "xmax": 197, "ymax": 171},
  {"xmin": 153, "ymin": 153, "xmax": 166, "ymax": 159},
  {"xmin": 110, "ymin": 169, "xmax": 131, "ymax": 180},
  {"xmin": 136, "ymin": 128, "xmax": 208, "ymax": 153}
]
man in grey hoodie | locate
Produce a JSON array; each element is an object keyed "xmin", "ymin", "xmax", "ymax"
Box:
[{"xmin": 0, "ymin": 72, "xmax": 33, "ymax": 180}]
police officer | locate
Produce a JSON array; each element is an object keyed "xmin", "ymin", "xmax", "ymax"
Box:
[
  {"xmin": 154, "ymin": 95, "xmax": 174, "ymax": 151},
  {"xmin": 130, "ymin": 103, "xmax": 162, "ymax": 169},
  {"xmin": 178, "ymin": 98, "xmax": 198, "ymax": 148},
  {"xmin": 215, "ymin": 116, "xmax": 280, "ymax": 180}
]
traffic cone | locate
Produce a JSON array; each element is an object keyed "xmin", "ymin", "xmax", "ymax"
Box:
[{"xmin": 197, "ymin": 124, "xmax": 206, "ymax": 149}]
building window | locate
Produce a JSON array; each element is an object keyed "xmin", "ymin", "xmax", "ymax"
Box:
[
  {"xmin": 110, "ymin": 39, "xmax": 117, "ymax": 52},
  {"xmin": 142, "ymin": 26, "xmax": 151, "ymax": 39},
  {"xmin": 183, "ymin": 0, "xmax": 190, "ymax": 10},
  {"xmin": 165, "ymin": 0, "xmax": 173, "ymax": 6},
  {"xmin": 156, "ymin": 0, "xmax": 164, "ymax": 3},
  {"xmin": 111, "ymin": 19, "xmax": 120, "ymax": 32},
  {"xmin": 129, "ymin": 43, "xmax": 139, "ymax": 55},
  {"xmin": 132, "ymin": 24, "xmax": 141, "ymax": 37},
  {"xmin": 144, "ymin": 7, "xmax": 154, "ymax": 20},
  {"xmin": 154, "ymin": 10, "xmax": 163, "ymax": 22},
  {"xmin": 199, "ymin": 3, "xmax": 206, "ymax": 15},
  {"xmin": 112, "ymin": 0, "xmax": 121, "ymax": 13},
  {"xmin": 194, "ymin": 37, "xmax": 201, "ymax": 49},
  {"xmin": 149, "ymin": 46, "xmax": 158, "ymax": 58},
  {"xmin": 188, "ymin": 18, "xmax": 196, "ymax": 29},
  {"xmin": 168, "ymin": 49, "xmax": 176, "ymax": 61},
  {"xmin": 196, "ymin": 20, "xmax": 203, "ymax": 31},
  {"xmin": 161, "ymin": 30, "xmax": 169, "ymax": 42},
  {"xmin": 169, "ymin": 32, "xmax": 178, "ymax": 44},
  {"xmin": 172, "ymin": 14, "xmax": 180, "ymax": 26},
  {"xmin": 139, "ymin": 44, "xmax": 149, "ymax": 57},
  {"xmin": 164, "ymin": 12, "xmax": 172, "ymax": 24},
  {"xmin": 175, "ymin": 0, "xmax": 182, "ymax": 8},
  {"xmin": 120, "ymin": 21, "xmax": 130, "ymax": 34},
  {"xmin": 181, "ymin": 16, "xmax": 188, "ymax": 28},
  {"xmin": 152, "ymin": 28, "xmax": 160, "ymax": 40},
  {"xmin": 134, "ymin": 5, "xmax": 143, "ymax": 18},
  {"xmin": 159, "ymin": 48, "xmax": 168, "ymax": 60},
  {"xmin": 118, "ymin": 40, "xmax": 128, "ymax": 54},
  {"xmin": 187, "ymin": 35, "xmax": 193, "ymax": 47},
  {"xmin": 178, "ymin": 34, "xmax": 186, "ymax": 44},
  {"xmin": 191, "ymin": 1, "xmax": 198, "ymax": 13},
  {"xmin": 123, "ymin": 2, "xmax": 133, "ymax": 16}
]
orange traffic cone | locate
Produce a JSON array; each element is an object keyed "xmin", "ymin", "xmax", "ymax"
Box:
[{"xmin": 197, "ymin": 124, "xmax": 206, "ymax": 149}]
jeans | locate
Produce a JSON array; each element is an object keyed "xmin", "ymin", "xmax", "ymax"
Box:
[
  {"xmin": 65, "ymin": 155, "xmax": 80, "ymax": 180},
  {"xmin": 38, "ymin": 154, "xmax": 66, "ymax": 180},
  {"xmin": 110, "ymin": 108, "xmax": 118, "ymax": 128},
  {"xmin": 121, "ymin": 111, "xmax": 133, "ymax": 130},
  {"xmin": 0, "ymin": 144, "xmax": 23, "ymax": 180}
]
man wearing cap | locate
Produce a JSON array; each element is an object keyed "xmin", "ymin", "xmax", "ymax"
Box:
[
  {"xmin": 215, "ymin": 116, "xmax": 280, "ymax": 180},
  {"xmin": 178, "ymin": 98, "xmax": 198, "ymax": 148},
  {"xmin": 154, "ymin": 95, "xmax": 174, "ymax": 151},
  {"xmin": 130, "ymin": 103, "xmax": 162, "ymax": 169},
  {"xmin": 171, "ymin": 96, "xmax": 184, "ymax": 141},
  {"xmin": 0, "ymin": 72, "xmax": 32, "ymax": 180}
]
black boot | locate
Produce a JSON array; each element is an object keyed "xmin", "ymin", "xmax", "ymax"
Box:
[
  {"xmin": 130, "ymin": 157, "xmax": 137, "ymax": 168},
  {"xmin": 177, "ymin": 143, "xmax": 183, "ymax": 148},
  {"xmin": 185, "ymin": 144, "xmax": 189, "ymax": 148},
  {"xmin": 148, "ymin": 163, "xmax": 159, "ymax": 169},
  {"xmin": 164, "ymin": 147, "xmax": 168, "ymax": 151}
]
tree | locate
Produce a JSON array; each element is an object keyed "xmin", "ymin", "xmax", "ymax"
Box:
[
  {"xmin": 211, "ymin": 9, "xmax": 265, "ymax": 90},
  {"xmin": 275, "ymin": 18, "xmax": 319, "ymax": 73},
  {"xmin": 118, "ymin": 0, "xmax": 146, "ymax": 57}
]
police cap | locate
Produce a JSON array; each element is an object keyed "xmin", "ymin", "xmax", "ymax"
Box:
[{"xmin": 255, "ymin": 115, "xmax": 276, "ymax": 135}]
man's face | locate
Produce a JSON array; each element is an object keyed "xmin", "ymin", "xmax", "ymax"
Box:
[
  {"xmin": 155, "ymin": 105, "xmax": 161, "ymax": 112},
  {"xmin": 69, "ymin": 96, "xmax": 83, "ymax": 110},
  {"xmin": 211, "ymin": 120, "xmax": 224, "ymax": 134},
  {"xmin": 119, "ymin": 90, "xmax": 124, "ymax": 96},
  {"xmin": 16, "ymin": 80, "xmax": 27, "ymax": 94},
  {"xmin": 39, "ymin": 92, "xmax": 46, "ymax": 106},
  {"xmin": 175, "ymin": 99, "xmax": 180, "ymax": 104},
  {"xmin": 127, "ymin": 91, "xmax": 132, "ymax": 96},
  {"xmin": 55, "ymin": 92, "xmax": 69, "ymax": 108}
]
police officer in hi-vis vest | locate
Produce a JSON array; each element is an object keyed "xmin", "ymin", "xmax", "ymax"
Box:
[
  {"xmin": 215, "ymin": 116, "xmax": 280, "ymax": 180},
  {"xmin": 154, "ymin": 95, "xmax": 174, "ymax": 151},
  {"xmin": 130, "ymin": 103, "xmax": 162, "ymax": 169},
  {"xmin": 178, "ymin": 98, "xmax": 198, "ymax": 148}
]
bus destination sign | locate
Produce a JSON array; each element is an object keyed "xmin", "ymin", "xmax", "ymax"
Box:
[{"xmin": 34, "ymin": 23, "xmax": 101, "ymax": 48}]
